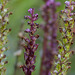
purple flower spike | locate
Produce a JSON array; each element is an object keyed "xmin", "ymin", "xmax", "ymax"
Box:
[
  {"xmin": 20, "ymin": 8, "xmax": 39, "ymax": 75},
  {"xmin": 40, "ymin": 0, "xmax": 60, "ymax": 75}
]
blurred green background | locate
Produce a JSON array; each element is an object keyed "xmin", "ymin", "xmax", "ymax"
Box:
[{"xmin": 5, "ymin": 0, "xmax": 75, "ymax": 75}]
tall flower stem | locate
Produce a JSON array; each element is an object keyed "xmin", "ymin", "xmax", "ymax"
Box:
[
  {"xmin": 20, "ymin": 8, "xmax": 39, "ymax": 75},
  {"xmin": 40, "ymin": 0, "xmax": 60, "ymax": 75},
  {"xmin": 0, "ymin": 0, "xmax": 12, "ymax": 75},
  {"xmin": 52, "ymin": 1, "xmax": 75, "ymax": 75}
]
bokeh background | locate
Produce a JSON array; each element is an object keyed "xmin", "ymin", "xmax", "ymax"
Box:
[{"xmin": 5, "ymin": 0, "xmax": 75, "ymax": 75}]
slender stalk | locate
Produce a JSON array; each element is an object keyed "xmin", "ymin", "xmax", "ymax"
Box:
[{"xmin": 14, "ymin": 22, "xmax": 24, "ymax": 75}]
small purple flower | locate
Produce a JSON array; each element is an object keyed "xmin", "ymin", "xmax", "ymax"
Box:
[
  {"xmin": 70, "ymin": 5, "xmax": 74, "ymax": 11},
  {"xmin": 28, "ymin": 8, "xmax": 33, "ymax": 14},
  {"xmin": 70, "ymin": 13, "xmax": 74, "ymax": 16},
  {"xmin": 28, "ymin": 8, "xmax": 35, "ymax": 15},
  {"xmin": 65, "ymin": 1, "xmax": 70, "ymax": 6},
  {"xmin": 34, "ymin": 13, "xmax": 38, "ymax": 17},
  {"xmin": 64, "ymin": 9, "xmax": 68, "ymax": 13},
  {"xmin": 24, "ymin": 16, "xmax": 31, "ymax": 20},
  {"xmin": 25, "ymin": 29, "xmax": 30, "ymax": 33}
]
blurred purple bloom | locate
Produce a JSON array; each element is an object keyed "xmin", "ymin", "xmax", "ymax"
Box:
[{"xmin": 40, "ymin": 0, "xmax": 60, "ymax": 75}]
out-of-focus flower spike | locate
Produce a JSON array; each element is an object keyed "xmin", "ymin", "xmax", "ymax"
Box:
[
  {"xmin": 40, "ymin": 0, "xmax": 60, "ymax": 75},
  {"xmin": 0, "ymin": 0, "xmax": 12, "ymax": 74}
]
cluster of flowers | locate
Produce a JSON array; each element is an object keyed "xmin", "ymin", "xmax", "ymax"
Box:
[
  {"xmin": 0, "ymin": 0, "xmax": 12, "ymax": 74},
  {"xmin": 52, "ymin": 1, "xmax": 75, "ymax": 75},
  {"xmin": 20, "ymin": 0, "xmax": 75, "ymax": 75},
  {"xmin": 0, "ymin": 0, "xmax": 75, "ymax": 75},
  {"xmin": 20, "ymin": 8, "xmax": 39, "ymax": 75}
]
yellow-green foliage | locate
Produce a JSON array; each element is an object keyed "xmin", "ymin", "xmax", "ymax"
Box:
[
  {"xmin": 0, "ymin": 0, "xmax": 12, "ymax": 75},
  {"xmin": 52, "ymin": 1, "xmax": 75, "ymax": 75}
]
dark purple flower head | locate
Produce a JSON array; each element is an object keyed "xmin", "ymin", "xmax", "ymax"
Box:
[
  {"xmin": 34, "ymin": 13, "xmax": 38, "ymax": 19},
  {"xmin": 20, "ymin": 8, "xmax": 39, "ymax": 75}
]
